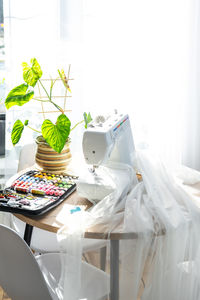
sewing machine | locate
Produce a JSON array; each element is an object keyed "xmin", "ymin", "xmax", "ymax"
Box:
[
  {"xmin": 82, "ymin": 112, "xmax": 135, "ymax": 169},
  {"xmin": 77, "ymin": 111, "xmax": 136, "ymax": 204}
]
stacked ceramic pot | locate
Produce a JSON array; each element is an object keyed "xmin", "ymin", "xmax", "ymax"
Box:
[{"xmin": 35, "ymin": 136, "xmax": 71, "ymax": 173}]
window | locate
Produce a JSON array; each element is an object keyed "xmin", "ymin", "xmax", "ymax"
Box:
[
  {"xmin": 0, "ymin": 0, "xmax": 5, "ymax": 104},
  {"xmin": 0, "ymin": 0, "xmax": 4, "ymax": 70},
  {"xmin": 0, "ymin": 0, "xmax": 6, "ymax": 167}
]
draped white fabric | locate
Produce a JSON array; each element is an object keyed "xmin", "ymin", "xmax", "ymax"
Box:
[{"xmin": 57, "ymin": 151, "xmax": 200, "ymax": 299}]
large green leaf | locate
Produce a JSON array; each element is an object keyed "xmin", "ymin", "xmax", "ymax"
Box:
[
  {"xmin": 11, "ymin": 120, "xmax": 24, "ymax": 145},
  {"xmin": 5, "ymin": 84, "xmax": 34, "ymax": 109},
  {"xmin": 22, "ymin": 58, "xmax": 43, "ymax": 87},
  {"xmin": 42, "ymin": 114, "xmax": 71, "ymax": 153}
]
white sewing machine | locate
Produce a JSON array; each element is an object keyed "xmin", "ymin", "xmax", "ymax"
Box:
[
  {"xmin": 77, "ymin": 111, "xmax": 136, "ymax": 203},
  {"xmin": 82, "ymin": 111, "xmax": 135, "ymax": 168}
]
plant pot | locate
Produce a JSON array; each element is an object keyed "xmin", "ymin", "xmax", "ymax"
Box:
[{"xmin": 35, "ymin": 136, "xmax": 72, "ymax": 173}]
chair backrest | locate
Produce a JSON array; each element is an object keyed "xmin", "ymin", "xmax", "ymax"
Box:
[
  {"xmin": 0, "ymin": 225, "xmax": 53, "ymax": 300},
  {"xmin": 17, "ymin": 143, "xmax": 36, "ymax": 172}
]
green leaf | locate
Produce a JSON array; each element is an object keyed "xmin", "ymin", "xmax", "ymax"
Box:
[
  {"xmin": 83, "ymin": 112, "xmax": 92, "ymax": 129},
  {"xmin": 24, "ymin": 120, "xmax": 29, "ymax": 126},
  {"xmin": 5, "ymin": 84, "xmax": 34, "ymax": 109},
  {"xmin": 42, "ymin": 114, "xmax": 71, "ymax": 153},
  {"xmin": 58, "ymin": 69, "xmax": 71, "ymax": 92},
  {"xmin": 22, "ymin": 58, "xmax": 43, "ymax": 87},
  {"xmin": 11, "ymin": 120, "xmax": 24, "ymax": 145}
]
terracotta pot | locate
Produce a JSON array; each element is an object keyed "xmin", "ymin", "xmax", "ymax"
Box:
[{"xmin": 35, "ymin": 136, "xmax": 72, "ymax": 173}]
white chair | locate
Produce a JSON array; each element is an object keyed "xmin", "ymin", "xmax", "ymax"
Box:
[
  {"xmin": 11, "ymin": 143, "xmax": 107, "ymax": 266},
  {"xmin": 17, "ymin": 143, "xmax": 37, "ymax": 172},
  {"xmin": 0, "ymin": 224, "xmax": 109, "ymax": 300}
]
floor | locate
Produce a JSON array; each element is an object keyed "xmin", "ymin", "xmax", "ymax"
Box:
[
  {"xmin": 0, "ymin": 285, "xmax": 141, "ymax": 300},
  {"xmin": 0, "ymin": 287, "xmax": 11, "ymax": 300}
]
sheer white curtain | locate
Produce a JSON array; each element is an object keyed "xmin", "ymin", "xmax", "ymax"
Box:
[
  {"xmin": 62, "ymin": 0, "xmax": 200, "ymax": 169},
  {"xmin": 182, "ymin": 0, "xmax": 200, "ymax": 170},
  {"xmin": 3, "ymin": 0, "xmax": 200, "ymax": 170},
  {"xmin": 79, "ymin": 0, "xmax": 192, "ymax": 168},
  {"xmin": 3, "ymin": 0, "xmax": 84, "ymax": 178},
  {"xmin": 3, "ymin": 0, "xmax": 57, "ymax": 181}
]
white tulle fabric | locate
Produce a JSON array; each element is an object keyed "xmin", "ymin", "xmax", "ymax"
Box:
[{"xmin": 57, "ymin": 150, "xmax": 200, "ymax": 300}]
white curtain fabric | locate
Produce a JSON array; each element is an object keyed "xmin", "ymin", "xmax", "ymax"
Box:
[
  {"xmin": 182, "ymin": 0, "xmax": 200, "ymax": 170},
  {"xmin": 80, "ymin": 0, "xmax": 191, "ymax": 168},
  {"xmin": 3, "ymin": 0, "xmax": 200, "ymax": 169},
  {"xmin": 3, "ymin": 0, "xmax": 63, "ymax": 151},
  {"xmin": 57, "ymin": 151, "xmax": 200, "ymax": 299},
  {"xmin": 3, "ymin": 0, "xmax": 84, "ymax": 175}
]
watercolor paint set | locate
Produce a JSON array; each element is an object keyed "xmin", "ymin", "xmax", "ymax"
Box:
[{"xmin": 0, "ymin": 170, "xmax": 77, "ymax": 216}]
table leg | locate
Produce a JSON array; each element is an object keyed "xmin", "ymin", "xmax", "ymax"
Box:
[
  {"xmin": 110, "ymin": 240, "xmax": 119, "ymax": 300},
  {"xmin": 100, "ymin": 246, "xmax": 107, "ymax": 271},
  {"xmin": 23, "ymin": 224, "xmax": 33, "ymax": 246}
]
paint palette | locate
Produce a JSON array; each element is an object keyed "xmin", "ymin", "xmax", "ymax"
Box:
[{"xmin": 0, "ymin": 170, "xmax": 77, "ymax": 216}]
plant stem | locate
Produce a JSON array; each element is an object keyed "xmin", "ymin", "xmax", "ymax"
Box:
[
  {"xmin": 33, "ymin": 98, "xmax": 49, "ymax": 102},
  {"xmin": 50, "ymin": 77, "xmax": 59, "ymax": 99},
  {"xmin": 70, "ymin": 120, "xmax": 84, "ymax": 132},
  {"xmin": 27, "ymin": 125, "xmax": 41, "ymax": 133},
  {"xmin": 38, "ymin": 79, "xmax": 64, "ymax": 113},
  {"xmin": 37, "ymin": 82, "xmax": 45, "ymax": 120},
  {"xmin": 38, "ymin": 79, "xmax": 51, "ymax": 101},
  {"xmin": 51, "ymin": 101, "xmax": 64, "ymax": 113}
]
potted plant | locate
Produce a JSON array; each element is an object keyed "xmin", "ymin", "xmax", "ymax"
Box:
[{"xmin": 5, "ymin": 58, "xmax": 92, "ymax": 172}]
